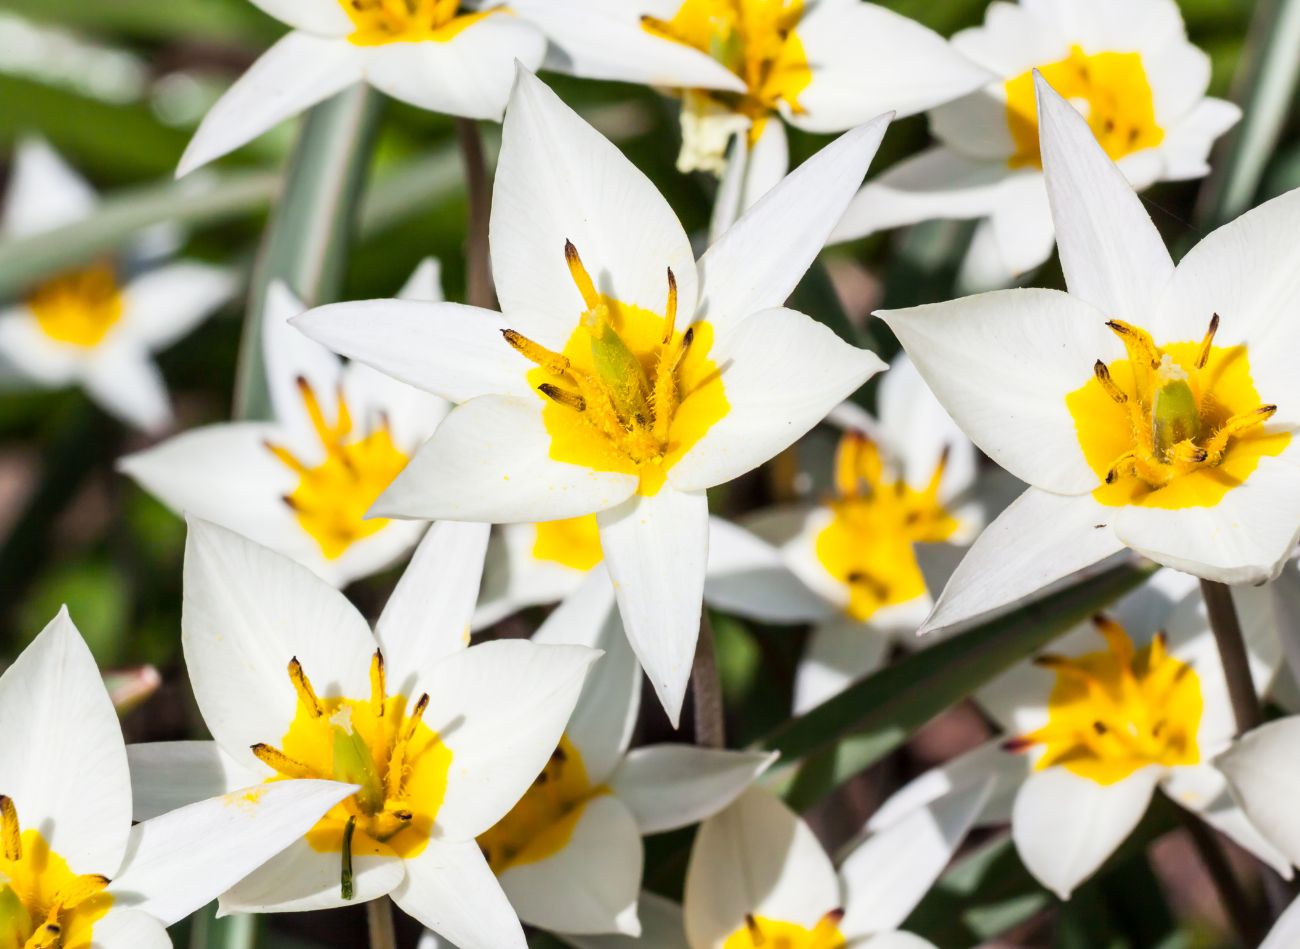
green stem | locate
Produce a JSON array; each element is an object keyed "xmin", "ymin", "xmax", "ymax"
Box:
[
  {"xmin": 691, "ymin": 612, "xmax": 726, "ymax": 749},
  {"xmin": 1200, "ymin": 579, "xmax": 1264, "ymax": 736},
  {"xmin": 1180, "ymin": 808, "xmax": 1267, "ymax": 947},
  {"xmin": 456, "ymin": 117, "xmax": 495, "ymax": 310},
  {"xmin": 366, "ymin": 896, "xmax": 399, "ymax": 949},
  {"xmin": 188, "ymin": 905, "xmax": 259, "ymax": 949}
]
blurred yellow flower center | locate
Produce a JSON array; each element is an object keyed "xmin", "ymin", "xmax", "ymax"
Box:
[
  {"xmin": 1066, "ymin": 316, "xmax": 1289, "ymax": 509},
  {"xmin": 0, "ymin": 797, "xmax": 112, "ymax": 949},
  {"xmin": 27, "ymin": 264, "xmax": 123, "ymax": 349},
  {"xmin": 502, "ymin": 241, "xmax": 728, "ymax": 496},
  {"xmin": 477, "ymin": 736, "xmax": 606, "ymax": 874},
  {"xmin": 815, "ymin": 431, "xmax": 958, "ymax": 622},
  {"xmin": 532, "ymin": 515, "xmax": 603, "ymax": 572},
  {"xmin": 340, "ymin": 0, "xmax": 494, "ymax": 46},
  {"xmin": 1008, "ymin": 617, "xmax": 1202, "ymax": 785},
  {"xmin": 1005, "ymin": 45, "xmax": 1164, "ymax": 170},
  {"xmin": 725, "ymin": 911, "xmax": 845, "ymax": 949},
  {"xmin": 265, "ymin": 377, "xmax": 409, "ymax": 560},
  {"xmin": 253, "ymin": 653, "xmax": 452, "ymax": 898}
]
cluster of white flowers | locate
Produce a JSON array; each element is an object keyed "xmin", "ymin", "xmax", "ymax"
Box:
[{"xmin": 5, "ymin": 0, "xmax": 1300, "ymax": 947}]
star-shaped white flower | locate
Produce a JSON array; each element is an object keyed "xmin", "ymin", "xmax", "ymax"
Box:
[
  {"xmin": 119, "ymin": 264, "xmax": 448, "ymax": 587},
  {"xmin": 833, "ymin": 0, "xmax": 1241, "ymax": 288},
  {"xmin": 869, "ymin": 572, "xmax": 1290, "ymax": 900},
  {"xmin": 0, "ymin": 608, "xmax": 357, "ymax": 948},
  {"xmin": 294, "ymin": 68, "xmax": 889, "ymax": 724},
  {"xmin": 128, "ymin": 517, "xmax": 598, "ymax": 949},
  {"xmin": 0, "ymin": 138, "xmax": 234, "ymax": 431},
  {"xmin": 879, "ymin": 75, "xmax": 1300, "ymax": 636}
]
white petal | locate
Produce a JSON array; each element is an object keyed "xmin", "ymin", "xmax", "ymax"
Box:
[
  {"xmin": 498, "ymin": 795, "xmax": 643, "ymax": 936},
  {"xmin": 533, "ymin": 568, "xmax": 639, "ymax": 785},
  {"xmin": 1262, "ymin": 896, "xmax": 1300, "ymax": 949},
  {"xmin": 365, "ymin": 15, "xmax": 546, "ymax": 121},
  {"xmin": 109, "ymin": 779, "xmax": 357, "ymax": 926},
  {"xmin": 868, "ymin": 740, "xmax": 1029, "ymax": 833},
  {"xmin": 181, "ymin": 518, "xmax": 377, "ymax": 770},
  {"xmin": 670, "ymin": 307, "xmax": 885, "ymax": 492},
  {"xmin": 82, "ymin": 346, "xmax": 172, "ymax": 433},
  {"xmin": 791, "ymin": 2, "xmax": 990, "ymax": 130},
  {"xmin": 393, "ymin": 838, "xmax": 526, "ymax": 949},
  {"xmin": 1217, "ymin": 717, "xmax": 1300, "ymax": 867},
  {"xmin": 859, "ymin": 934, "xmax": 938, "ymax": 949},
  {"xmin": 684, "ymin": 788, "xmax": 839, "ymax": 947},
  {"xmin": 946, "ymin": 1, "xmax": 1065, "ymax": 83},
  {"xmin": 922, "ymin": 487, "xmax": 1125, "ymax": 637},
  {"xmin": 119, "ymin": 263, "xmax": 236, "ymax": 352},
  {"xmin": 708, "ymin": 133, "xmax": 749, "ymax": 248},
  {"xmin": 1011, "ymin": 765, "xmax": 1159, "ymax": 899},
  {"xmin": 1035, "ymin": 73, "xmax": 1174, "ymax": 321},
  {"xmin": 793, "ymin": 616, "xmax": 892, "ymax": 714},
  {"xmin": 219, "ymin": 836, "xmax": 404, "ymax": 913},
  {"xmin": 491, "ymin": 67, "xmax": 698, "ymax": 345},
  {"xmin": 0, "ymin": 309, "xmax": 81, "ymax": 385},
  {"xmin": 697, "ymin": 117, "xmax": 890, "ymax": 337},
  {"xmin": 244, "ymin": 0, "xmax": 351, "ymax": 33},
  {"xmin": 2, "ymin": 136, "xmax": 97, "ymax": 237},
  {"xmin": 0, "ymin": 608, "xmax": 131, "ymax": 874},
  {"xmin": 597, "ymin": 486, "xmax": 708, "ymax": 727},
  {"xmin": 1158, "ymin": 98, "xmax": 1241, "ymax": 181},
  {"xmin": 372, "ymin": 395, "xmax": 638, "ymax": 523},
  {"xmin": 473, "ymin": 523, "xmax": 589, "ymax": 629},
  {"xmin": 398, "ymin": 258, "xmax": 445, "ymax": 302},
  {"xmin": 838, "ymin": 779, "xmax": 992, "ymax": 938},
  {"xmin": 1160, "ymin": 764, "xmax": 1292, "ymax": 879},
  {"xmin": 704, "ymin": 516, "xmax": 829, "ymax": 624},
  {"xmin": 929, "ymin": 89, "xmax": 1018, "ymax": 162},
  {"xmin": 262, "ymin": 282, "xmax": 344, "ymax": 445},
  {"xmin": 178, "ymin": 34, "xmax": 362, "ymax": 178},
  {"xmin": 878, "ymin": 352, "xmax": 978, "ymax": 506},
  {"xmin": 986, "ymin": 172, "xmax": 1056, "ymax": 278},
  {"xmin": 127, "ymin": 741, "xmax": 252, "ymax": 821},
  {"xmin": 609, "ymin": 746, "xmax": 775, "ymax": 835},
  {"xmin": 418, "ymin": 641, "xmax": 600, "ymax": 839},
  {"xmin": 92, "ymin": 909, "xmax": 171, "ymax": 949},
  {"xmin": 376, "ymin": 520, "xmax": 490, "ymax": 688},
  {"xmin": 557, "ymin": 892, "xmax": 689, "ymax": 949},
  {"xmin": 292, "ymin": 300, "xmax": 532, "ymax": 403},
  {"xmin": 878, "ymin": 288, "xmax": 1117, "ymax": 494}
]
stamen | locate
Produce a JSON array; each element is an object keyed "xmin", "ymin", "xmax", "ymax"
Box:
[
  {"xmin": 387, "ymin": 693, "xmax": 430, "ymax": 798},
  {"xmin": 1106, "ymin": 320, "xmax": 1161, "ymax": 369},
  {"xmin": 1196, "ymin": 314, "xmax": 1220, "ymax": 370},
  {"xmin": 501, "ymin": 329, "xmax": 570, "ymax": 376},
  {"xmin": 297, "ymin": 377, "xmax": 333, "ymax": 445},
  {"xmin": 1201, "ymin": 405, "xmax": 1277, "ymax": 459},
  {"xmin": 25, "ymin": 923, "xmax": 62, "ymax": 949},
  {"xmin": 833, "ymin": 431, "xmax": 866, "ymax": 498},
  {"xmin": 370, "ymin": 650, "xmax": 386, "ymax": 717},
  {"xmin": 745, "ymin": 914, "xmax": 765, "ymax": 946},
  {"xmin": 251, "ymin": 743, "xmax": 316, "ymax": 780},
  {"xmin": 564, "ymin": 240, "xmax": 601, "ymax": 311},
  {"xmin": 1092, "ymin": 614, "xmax": 1134, "ymax": 667},
  {"xmin": 288, "ymin": 657, "xmax": 324, "ymax": 718},
  {"xmin": 923, "ymin": 444, "xmax": 951, "ymax": 499},
  {"xmin": 662, "ymin": 268, "xmax": 678, "ymax": 344},
  {"xmin": 53, "ymin": 874, "xmax": 110, "ymax": 912},
  {"xmin": 0, "ymin": 795, "xmax": 20, "ymax": 861},
  {"xmin": 1094, "ymin": 360, "xmax": 1128, "ymax": 404},
  {"xmin": 538, "ymin": 383, "xmax": 586, "ymax": 412},
  {"xmin": 846, "ymin": 570, "xmax": 889, "ymax": 600},
  {"xmin": 811, "ymin": 909, "xmax": 845, "ymax": 949},
  {"xmin": 340, "ymin": 815, "xmax": 357, "ymax": 900},
  {"xmin": 264, "ymin": 441, "xmax": 310, "ymax": 475}
]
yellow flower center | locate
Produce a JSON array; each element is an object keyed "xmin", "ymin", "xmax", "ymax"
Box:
[
  {"xmin": 814, "ymin": 431, "xmax": 959, "ymax": 622},
  {"xmin": 1066, "ymin": 316, "xmax": 1290, "ymax": 509},
  {"xmin": 724, "ymin": 911, "xmax": 845, "ymax": 949},
  {"xmin": 26, "ymin": 264, "xmax": 123, "ymax": 349},
  {"xmin": 1004, "ymin": 45, "xmax": 1165, "ymax": 170},
  {"xmin": 0, "ymin": 798, "xmax": 112, "ymax": 949},
  {"xmin": 643, "ymin": 0, "xmax": 813, "ymax": 138},
  {"xmin": 265, "ymin": 377, "xmax": 410, "ymax": 560},
  {"xmin": 476, "ymin": 736, "xmax": 606, "ymax": 874},
  {"xmin": 252, "ymin": 653, "xmax": 452, "ymax": 898},
  {"xmin": 501, "ymin": 241, "xmax": 729, "ymax": 496},
  {"xmin": 532, "ymin": 515, "xmax": 604, "ymax": 572},
  {"xmin": 1007, "ymin": 616, "xmax": 1202, "ymax": 785},
  {"xmin": 339, "ymin": 0, "xmax": 495, "ymax": 46}
]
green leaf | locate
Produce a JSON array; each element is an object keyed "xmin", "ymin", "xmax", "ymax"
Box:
[
  {"xmin": 0, "ymin": 0, "xmax": 276, "ymax": 43},
  {"xmin": 759, "ymin": 559, "xmax": 1156, "ymax": 810},
  {"xmin": 188, "ymin": 905, "xmax": 259, "ymax": 949}
]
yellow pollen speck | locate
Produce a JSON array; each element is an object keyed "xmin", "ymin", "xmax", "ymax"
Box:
[
  {"xmin": 532, "ymin": 515, "xmax": 603, "ymax": 572},
  {"xmin": 340, "ymin": 0, "xmax": 497, "ymax": 46},
  {"xmin": 477, "ymin": 736, "xmax": 606, "ymax": 874},
  {"xmin": 1066, "ymin": 317, "xmax": 1289, "ymax": 509},
  {"xmin": 1008, "ymin": 617, "xmax": 1202, "ymax": 785},
  {"xmin": 1004, "ymin": 45, "xmax": 1164, "ymax": 170},
  {"xmin": 266, "ymin": 377, "xmax": 410, "ymax": 559},
  {"xmin": 814, "ymin": 432, "xmax": 958, "ymax": 622},
  {"xmin": 724, "ymin": 911, "xmax": 846, "ymax": 949},
  {"xmin": 27, "ymin": 263, "xmax": 124, "ymax": 349}
]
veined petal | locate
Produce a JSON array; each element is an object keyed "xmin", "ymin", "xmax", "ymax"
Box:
[
  {"xmin": 556, "ymin": 892, "xmax": 689, "ymax": 949},
  {"xmin": 704, "ymin": 516, "xmax": 830, "ymax": 624},
  {"xmin": 292, "ymin": 300, "xmax": 533, "ymax": 403},
  {"xmin": 92, "ymin": 909, "xmax": 171, "ymax": 949},
  {"xmin": 1012, "ymin": 765, "xmax": 1160, "ymax": 899},
  {"xmin": 707, "ymin": 121, "xmax": 791, "ymax": 245},
  {"xmin": 670, "ymin": 307, "xmax": 885, "ymax": 493},
  {"xmin": 82, "ymin": 344, "xmax": 172, "ymax": 433},
  {"xmin": 794, "ymin": 616, "xmax": 893, "ymax": 714},
  {"xmin": 365, "ymin": 14, "xmax": 546, "ymax": 121},
  {"xmin": 533, "ymin": 568, "xmax": 639, "ymax": 785},
  {"xmin": 877, "ymin": 288, "xmax": 1118, "ymax": 495},
  {"xmin": 219, "ymin": 837, "xmax": 404, "ymax": 913},
  {"xmin": 0, "ymin": 608, "xmax": 131, "ymax": 874},
  {"xmin": 498, "ymin": 795, "xmax": 643, "ymax": 936},
  {"xmin": 921, "ymin": 487, "xmax": 1126, "ymax": 637},
  {"xmin": 119, "ymin": 263, "xmax": 236, "ymax": 352},
  {"xmin": 372, "ymin": 396, "xmax": 639, "ymax": 523},
  {"xmin": 417, "ymin": 641, "xmax": 600, "ymax": 839},
  {"xmin": 394, "ymin": 839, "xmax": 526, "ymax": 949},
  {"xmin": 127, "ymin": 741, "xmax": 253, "ymax": 821},
  {"xmin": 181, "ymin": 518, "xmax": 377, "ymax": 770},
  {"xmin": 1160, "ymin": 764, "xmax": 1292, "ymax": 879},
  {"xmin": 597, "ymin": 486, "xmax": 709, "ymax": 727},
  {"xmin": 2, "ymin": 136, "xmax": 97, "ymax": 238},
  {"xmin": 491, "ymin": 67, "xmax": 698, "ymax": 344},
  {"xmin": 245, "ymin": 0, "xmax": 352, "ymax": 34},
  {"xmin": 839, "ymin": 779, "xmax": 992, "ymax": 939},
  {"xmin": 1217, "ymin": 717, "xmax": 1300, "ymax": 867},
  {"xmin": 868, "ymin": 740, "xmax": 1029, "ymax": 833},
  {"xmin": 697, "ymin": 118, "xmax": 891, "ymax": 337},
  {"xmin": 609, "ymin": 746, "xmax": 775, "ymax": 836},
  {"xmin": 108, "ymin": 779, "xmax": 358, "ymax": 926},
  {"xmin": 376, "ymin": 520, "xmax": 491, "ymax": 688},
  {"xmin": 177, "ymin": 33, "xmax": 363, "ymax": 178},
  {"xmin": 684, "ymin": 788, "xmax": 839, "ymax": 947},
  {"xmin": 1035, "ymin": 74, "xmax": 1175, "ymax": 322},
  {"xmin": 790, "ymin": 2, "xmax": 990, "ymax": 131}
]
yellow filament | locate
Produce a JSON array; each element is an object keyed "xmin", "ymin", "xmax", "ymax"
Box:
[
  {"xmin": 0, "ymin": 798, "xmax": 19, "ymax": 863},
  {"xmin": 724, "ymin": 912, "xmax": 847, "ymax": 949},
  {"xmin": 340, "ymin": 0, "xmax": 496, "ymax": 46},
  {"xmin": 288, "ymin": 657, "xmax": 324, "ymax": 718}
]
